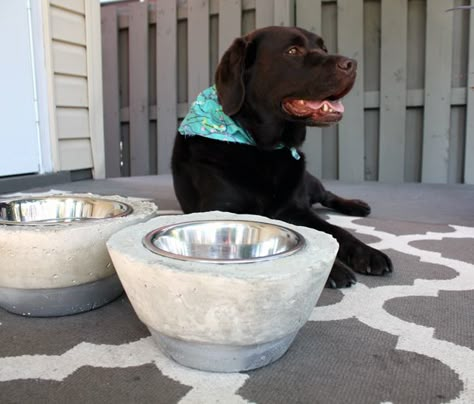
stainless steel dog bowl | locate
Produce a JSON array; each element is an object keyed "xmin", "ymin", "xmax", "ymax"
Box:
[
  {"xmin": 0, "ymin": 194, "xmax": 157, "ymax": 317},
  {"xmin": 143, "ymin": 220, "xmax": 305, "ymax": 264},
  {"xmin": 0, "ymin": 196, "xmax": 133, "ymax": 225}
]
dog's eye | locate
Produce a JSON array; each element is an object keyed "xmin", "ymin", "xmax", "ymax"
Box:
[{"xmin": 286, "ymin": 47, "xmax": 301, "ymax": 56}]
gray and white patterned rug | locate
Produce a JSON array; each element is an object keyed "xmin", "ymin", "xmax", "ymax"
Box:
[{"xmin": 1, "ymin": 212, "xmax": 473, "ymax": 404}]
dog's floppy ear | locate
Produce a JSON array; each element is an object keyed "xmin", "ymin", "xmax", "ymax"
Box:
[{"xmin": 215, "ymin": 37, "xmax": 250, "ymax": 116}]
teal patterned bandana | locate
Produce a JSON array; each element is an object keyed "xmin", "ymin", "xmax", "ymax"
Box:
[{"xmin": 178, "ymin": 86, "xmax": 301, "ymax": 160}]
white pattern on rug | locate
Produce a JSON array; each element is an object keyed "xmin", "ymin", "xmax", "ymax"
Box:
[
  {"xmin": 316, "ymin": 216, "xmax": 474, "ymax": 404},
  {"xmin": 0, "ymin": 216, "xmax": 473, "ymax": 404}
]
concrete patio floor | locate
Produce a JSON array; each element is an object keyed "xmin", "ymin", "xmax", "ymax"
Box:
[{"xmin": 16, "ymin": 174, "xmax": 474, "ymax": 226}]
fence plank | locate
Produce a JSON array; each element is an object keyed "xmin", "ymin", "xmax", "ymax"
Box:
[
  {"xmin": 100, "ymin": 0, "xmax": 472, "ymax": 183},
  {"xmin": 378, "ymin": 0, "xmax": 407, "ymax": 182},
  {"xmin": 128, "ymin": 0, "xmax": 150, "ymax": 175},
  {"xmin": 337, "ymin": 0, "xmax": 365, "ymax": 181},
  {"xmin": 101, "ymin": 6, "xmax": 121, "ymax": 177},
  {"xmin": 465, "ymin": 0, "xmax": 474, "ymax": 184},
  {"xmin": 274, "ymin": 0, "xmax": 294, "ymax": 26},
  {"xmin": 256, "ymin": 0, "xmax": 273, "ymax": 28},
  {"xmin": 321, "ymin": 0, "xmax": 338, "ymax": 179},
  {"xmin": 218, "ymin": 0, "xmax": 241, "ymax": 59},
  {"xmin": 188, "ymin": 0, "xmax": 210, "ymax": 101},
  {"xmin": 422, "ymin": 0, "xmax": 453, "ymax": 183},
  {"xmin": 156, "ymin": 0, "xmax": 177, "ymax": 174},
  {"xmin": 364, "ymin": 110, "xmax": 378, "ymax": 180},
  {"xmin": 296, "ymin": 0, "xmax": 320, "ymax": 32},
  {"xmin": 121, "ymin": 124, "xmax": 131, "ymax": 176},
  {"xmin": 449, "ymin": 106, "xmax": 465, "ymax": 183},
  {"xmin": 297, "ymin": 0, "xmax": 322, "ymax": 178}
]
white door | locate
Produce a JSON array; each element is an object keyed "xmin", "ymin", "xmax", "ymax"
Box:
[{"xmin": 0, "ymin": 0, "xmax": 40, "ymax": 176}]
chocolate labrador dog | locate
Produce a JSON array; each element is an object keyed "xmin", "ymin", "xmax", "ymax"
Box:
[{"xmin": 172, "ymin": 26, "xmax": 392, "ymax": 287}]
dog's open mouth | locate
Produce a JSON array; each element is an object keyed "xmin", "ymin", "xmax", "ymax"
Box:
[
  {"xmin": 282, "ymin": 98, "xmax": 345, "ymax": 125},
  {"xmin": 281, "ymin": 82, "xmax": 354, "ymax": 125}
]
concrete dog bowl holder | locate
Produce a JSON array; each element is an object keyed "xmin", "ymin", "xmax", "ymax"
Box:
[
  {"xmin": 107, "ymin": 211, "xmax": 339, "ymax": 372},
  {"xmin": 0, "ymin": 193, "xmax": 158, "ymax": 317}
]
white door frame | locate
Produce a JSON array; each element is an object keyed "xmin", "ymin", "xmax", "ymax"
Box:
[{"xmin": 29, "ymin": 0, "xmax": 54, "ymax": 174}]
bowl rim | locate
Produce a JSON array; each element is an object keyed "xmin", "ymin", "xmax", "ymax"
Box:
[
  {"xmin": 142, "ymin": 219, "xmax": 306, "ymax": 264},
  {"xmin": 0, "ymin": 195, "xmax": 134, "ymax": 226}
]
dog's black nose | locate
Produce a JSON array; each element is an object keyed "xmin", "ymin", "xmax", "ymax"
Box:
[{"xmin": 337, "ymin": 57, "xmax": 357, "ymax": 74}]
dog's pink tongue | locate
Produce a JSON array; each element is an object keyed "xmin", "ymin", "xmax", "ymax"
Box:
[
  {"xmin": 327, "ymin": 100, "xmax": 344, "ymax": 113},
  {"xmin": 306, "ymin": 100, "xmax": 345, "ymax": 113}
]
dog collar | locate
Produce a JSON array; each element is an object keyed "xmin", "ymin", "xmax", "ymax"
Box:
[{"xmin": 178, "ymin": 86, "xmax": 301, "ymax": 160}]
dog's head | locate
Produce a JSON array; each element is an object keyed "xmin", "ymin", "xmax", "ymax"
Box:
[{"xmin": 215, "ymin": 26, "xmax": 356, "ymax": 130}]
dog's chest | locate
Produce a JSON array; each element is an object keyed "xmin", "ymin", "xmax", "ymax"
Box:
[
  {"xmin": 186, "ymin": 137, "xmax": 306, "ymax": 211},
  {"xmin": 237, "ymin": 147, "xmax": 306, "ymax": 204}
]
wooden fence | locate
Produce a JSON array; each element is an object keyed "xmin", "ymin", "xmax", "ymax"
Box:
[{"xmin": 101, "ymin": 0, "xmax": 474, "ymax": 184}]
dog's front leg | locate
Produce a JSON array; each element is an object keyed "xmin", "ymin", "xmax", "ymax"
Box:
[
  {"xmin": 304, "ymin": 172, "xmax": 371, "ymax": 217},
  {"xmin": 276, "ymin": 207, "xmax": 392, "ymax": 288}
]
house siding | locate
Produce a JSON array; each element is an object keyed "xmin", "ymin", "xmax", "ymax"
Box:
[{"xmin": 43, "ymin": 0, "xmax": 105, "ymax": 178}]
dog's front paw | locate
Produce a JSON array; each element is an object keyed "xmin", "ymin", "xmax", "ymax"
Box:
[
  {"xmin": 341, "ymin": 199, "xmax": 371, "ymax": 217},
  {"xmin": 339, "ymin": 241, "xmax": 393, "ymax": 276},
  {"xmin": 325, "ymin": 259, "xmax": 357, "ymax": 288}
]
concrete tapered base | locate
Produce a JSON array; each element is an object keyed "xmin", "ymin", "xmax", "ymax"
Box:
[
  {"xmin": 0, "ymin": 274, "xmax": 123, "ymax": 317},
  {"xmin": 149, "ymin": 328, "xmax": 297, "ymax": 372}
]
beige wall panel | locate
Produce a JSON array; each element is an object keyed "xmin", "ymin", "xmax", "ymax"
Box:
[
  {"xmin": 52, "ymin": 41, "xmax": 87, "ymax": 76},
  {"xmin": 58, "ymin": 138, "xmax": 93, "ymax": 170},
  {"xmin": 54, "ymin": 75, "xmax": 88, "ymax": 107},
  {"xmin": 50, "ymin": 0, "xmax": 85, "ymax": 15},
  {"xmin": 51, "ymin": 6, "xmax": 86, "ymax": 45},
  {"xmin": 56, "ymin": 108, "xmax": 90, "ymax": 139}
]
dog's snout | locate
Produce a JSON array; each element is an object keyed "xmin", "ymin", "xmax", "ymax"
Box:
[{"xmin": 337, "ymin": 57, "xmax": 357, "ymax": 74}]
